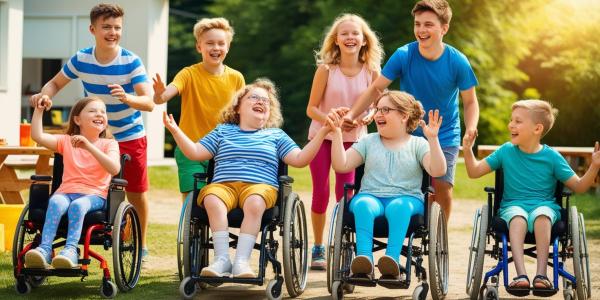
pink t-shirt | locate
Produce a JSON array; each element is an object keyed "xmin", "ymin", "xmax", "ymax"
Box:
[
  {"xmin": 55, "ymin": 134, "xmax": 120, "ymax": 198},
  {"xmin": 308, "ymin": 64, "xmax": 372, "ymax": 142}
]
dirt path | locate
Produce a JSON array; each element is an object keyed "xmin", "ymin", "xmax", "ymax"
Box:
[{"xmin": 146, "ymin": 190, "xmax": 600, "ymax": 299}]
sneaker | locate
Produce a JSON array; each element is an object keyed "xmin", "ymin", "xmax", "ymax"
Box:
[
  {"xmin": 232, "ymin": 261, "xmax": 256, "ymax": 278},
  {"xmin": 141, "ymin": 248, "xmax": 149, "ymax": 262},
  {"xmin": 52, "ymin": 247, "xmax": 79, "ymax": 269},
  {"xmin": 378, "ymin": 255, "xmax": 400, "ymax": 279},
  {"xmin": 350, "ymin": 255, "xmax": 374, "ymax": 277},
  {"xmin": 200, "ymin": 257, "xmax": 232, "ymax": 277},
  {"xmin": 310, "ymin": 245, "xmax": 326, "ymax": 270},
  {"xmin": 24, "ymin": 247, "xmax": 51, "ymax": 269}
]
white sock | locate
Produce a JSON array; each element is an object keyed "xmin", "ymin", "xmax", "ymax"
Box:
[
  {"xmin": 212, "ymin": 231, "xmax": 230, "ymax": 261},
  {"xmin": 234, "ymin": 233, "xmax": 257, "ymax": 265}
]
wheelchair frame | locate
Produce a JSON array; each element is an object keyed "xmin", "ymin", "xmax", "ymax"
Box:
[
  {"xmin": 178, "ymin": 160, "xmax": 309, "ymax": 300},
  {"xmin": 327, "ymin": 165, "xmax": 449, "ymax": 300},
  {"xmin": 12, "ymin": 154, "xmax": 142, "ymax": 299},
  {"xmin": 465, "ymin": 169, "xmax": 592, "ymax": 300}
]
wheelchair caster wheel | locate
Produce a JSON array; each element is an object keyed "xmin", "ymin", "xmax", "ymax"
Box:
[
  {"xmin": 100, "ymin": 280, "xmax": 117, "ymax": 299},
  {"xmin": 179, "ymin": 277, "xmax": 198, "ymax": 300},
  {"xmin": 15, "ymin": 279, "xmax": 31, "ymax": 295},
  {"xmin": 266, "ymin": 279, "xmax": 283, "ymax": 300},
  {"xmin": 27, "ymin": 275, "xmax": 46, "ymax": 288},
  {"xmin": 412, "ymin": 282, "xmax": 429, "ymax": 300},
  {"xmin": 332, "ymin": 281, "xmax": 344, "ymax": 300},
  {"xmin": 484, "ymin": 286, "xmax": 499, "ymax": 300}
]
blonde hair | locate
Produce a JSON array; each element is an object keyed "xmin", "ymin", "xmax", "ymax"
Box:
[
  {"xmin": 512, "ymin": 99, "xmax": 557, "ymax": 137},
  {"xmin": 375, "ymin": 91, "xmax": 424, "ymax": 133},
  {"xmin": 412, "ymin": 0, "xmax": 452, "ymax": 25},
  {"xmin": 315, "ymin": 14, "xmax": 383, "ymax": 72},
  {"xmin": 220, "ymin": 78, "xmax": 284, "ymax": 128},
  {"xmin": 193, "ymin": 17, "xmax": 234, "ymax": 43}
]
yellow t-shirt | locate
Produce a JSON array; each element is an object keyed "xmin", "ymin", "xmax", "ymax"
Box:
[{"xmin": 172, "ymin": 63, "xmax": 245, "ymax": 142}]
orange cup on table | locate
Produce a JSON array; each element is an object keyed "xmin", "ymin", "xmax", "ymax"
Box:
[{"xmin": 19, "ymin": 121, "xmax": 35, "ymax": 147}]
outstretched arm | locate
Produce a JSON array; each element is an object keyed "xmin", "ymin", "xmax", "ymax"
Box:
[
  {"xmin": 163, "ymin": 111, "xmax": 213, "ymax": 161},
  {"xmin": 564, "ymin": 142, "xmax": 600, "ymax": 193},
  {"xmin": 283, "ymin": 126, "xmax": 330, "ymax": 168},
  {"xmin": 153, "ymin": 73, "xmax": 180, "ymax": 104},
  {"xmin": 29, "ymin": 72, "xmax": 71, "ymax": 110},
  {"xmin": 31, "ymin": 103, "xmax": 58, "ymax": 152},
  {"xmin": 462, "ymin": 128, "xmax": 492, "ymax": 178},
  {"xmin": 329, "ymin": 109, "xmax": 363, "ymax": 173},
  {"xmin": 342, "ymin": 76, "xmax": 391, "ymax": 130}
]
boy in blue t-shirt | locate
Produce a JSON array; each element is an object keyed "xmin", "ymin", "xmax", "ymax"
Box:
[
  {"xmin": 463, "ymin": 99, "xmax": 600, "ymax": 290},
  {"xmin": 343, "ymin": 0, "xmax": 479, "ymax": 221}
]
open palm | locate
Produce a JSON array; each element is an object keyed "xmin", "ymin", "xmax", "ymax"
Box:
[
  {"xmin": 152, "ymin": 73, "xmax": 166, "ymax": 97},
  {"xmin": 162, "ymin": 111, "xmax": 179, "ymax": 133},
  {"xmin": 592, "ymin": 141, "xmax": 600, "ymax": 168},
  {"xmin": 420, "ymin": 110, "xmax": 443, "ymax": 139}
]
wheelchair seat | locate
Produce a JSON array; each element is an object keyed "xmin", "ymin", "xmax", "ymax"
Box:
[
  {"xmin": 191, "ymin": 193, "xmax": 280, "ymax": 229},
  {"xmin": 343, "ymin": 212, "xmax": 424, "ymax": 238},
  {"xmin": 491, "ymin": 209, "xmax": 567, "ymax": 244}
]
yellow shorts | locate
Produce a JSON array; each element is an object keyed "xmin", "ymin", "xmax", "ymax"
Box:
[{"xmin": 198, "ymin": 181, "xmax": 278, "ymax": 212}]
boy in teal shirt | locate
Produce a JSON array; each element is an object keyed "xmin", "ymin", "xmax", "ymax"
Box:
[{"xmin": 463, "ymin": 99, "xmax": 600, "ymax": 289}]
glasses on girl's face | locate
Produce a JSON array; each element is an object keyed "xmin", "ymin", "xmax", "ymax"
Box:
[
  {"xmin": 247, "ymin": 94, "xmax": 269, "ymax": 105},
  {"xmin": 374, "ymin": 106, "xmax": 400, "ymax": 115}
]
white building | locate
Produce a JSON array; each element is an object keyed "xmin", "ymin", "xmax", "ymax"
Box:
[{"xmin": 0, "ymin": 0, "xmax": 168, "ymax": 160}]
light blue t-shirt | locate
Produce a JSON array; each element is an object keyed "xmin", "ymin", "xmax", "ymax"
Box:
[
  {"xmin": 382, "ymin": 42, "xmax": 478, "ymax": 147},
  {"xmin": 485, "ymin": 142, "xmax": 575, "ymax": 212},
  {"xmin": 352, "ymin": 133, "xmax": 430, "ymax": 199},
  {"xmin": 199, "ymin": 124, "xmax": 299, "ymax": 188}
]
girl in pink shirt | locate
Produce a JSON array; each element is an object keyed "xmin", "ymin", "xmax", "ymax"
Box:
[
  {"xmin": 305, "ymin": 13, "xmax": 383, "ymax": 269},
  {"xmin": 25, "ymin": 97, "xmax": 120, "ymax": 269}
]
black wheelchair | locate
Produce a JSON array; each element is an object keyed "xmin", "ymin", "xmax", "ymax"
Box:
[
  {"xmin": 327, "ymin": 165, "xmax": 449, "ymax": 300},
  {"xmin": 465, "ymin": 169, "xmax": 591, "ymax": 300},
  {"xmin": 12, "ymin": 154, "xmax": 142, "ymax": 298},
  {"xmin": 178, "ymin": 160, "xmax": 309, "ymax": 300}
]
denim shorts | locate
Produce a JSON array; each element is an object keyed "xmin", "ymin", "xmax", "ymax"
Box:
[
  {"xmin": 499, "ymin": 205, "xmax": 559, "ymax": 233},
  {"xmin": 435, "ymin": 146, "xmax": 459, "ymax": 185}
]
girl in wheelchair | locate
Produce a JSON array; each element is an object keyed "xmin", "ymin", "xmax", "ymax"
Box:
[
  {"xmin": 25, "ymin": 96, "xmax": 120, "ymax": 269},
  {"xmin": 463, "ymin": 99, "xmax": 600, "ymax": 290},
  {"xmin": 163, "ymin": 78, "xmax": 331, "ymax": 278},
  {"xmin": 328, "ymin": 90, "xmax": 446, "ymax": 280}
]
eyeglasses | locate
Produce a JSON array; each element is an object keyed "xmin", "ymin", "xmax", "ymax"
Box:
[
  {"xmin": 374, "ymin": 106, "xmax": 400, "ymax": 115},
  {"xmin": 247, "ymin": 94, "xmax": 270, "ymax": 105}
]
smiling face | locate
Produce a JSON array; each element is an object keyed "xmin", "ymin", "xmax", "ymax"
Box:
[
  {"xmin": 197, "ymin": 28, "xmax": 230, "ymax": 67},
  {"xmin": 413, "ymin": 11, "xmax": 448, "ymax": 50},
  {"xmin": 335, "ymin": 20, "xmax": 366, "ymax": 56},
  {"xmin": 237, "ymin": 87, "xmax": 271, "ymax": 130},
  {"xmin": 74, "ymin": 100, "xmax": 108, "ymax": 137},
  {"xmin": 374, "ymin": 96, "xmax": 408, "ymax": 139},
  {"xmin": 508, "ymin": 107, "xmax": 543, "ymax": 146},
  {"xmin": 90, "ymin": 17, "xmax": 122, "ymax": 50}
]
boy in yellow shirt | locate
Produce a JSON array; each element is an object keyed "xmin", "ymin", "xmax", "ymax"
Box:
[{"xmin": 153, "ymin": 17, "xmax": 245, "ymax": 199}]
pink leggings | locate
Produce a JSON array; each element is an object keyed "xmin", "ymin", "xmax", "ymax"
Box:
[{"xmin": 309, "ymin": 140, "xmax": 355, "ymax": 214}]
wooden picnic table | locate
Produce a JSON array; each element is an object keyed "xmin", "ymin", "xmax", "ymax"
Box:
[{"xmin": 0, "ymin": 146, "xmax": 53, "ymax": 204}]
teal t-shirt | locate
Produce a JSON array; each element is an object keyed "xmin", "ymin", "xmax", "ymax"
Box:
[
  {"xmin": 484, "ymin": 142, "xmax": 575, "ymax": 212},
  {"xmin": 352, "ymin": 133, "xmax": 430, "ymax": 199}
]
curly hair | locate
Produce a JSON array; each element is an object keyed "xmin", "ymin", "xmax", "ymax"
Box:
[
  {"xmin": 193, "ymin": 17, "xmax": 234, "ymax": 43},
  {"xmin": 374, "ymin": 91, "xmax": 424, "ymax": 133},
  {"xmin": 220, "ymin": 78, "xmax": 284, "ymax": 128},
  {"xmin": 315, "ymin": 13, "xmax": 383, "ymax": 73}
]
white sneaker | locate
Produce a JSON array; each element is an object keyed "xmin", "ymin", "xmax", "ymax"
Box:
[
  {"xmin": 200, "ymin": 257, "xmax": 232, "ymax": 277},
  {"xmin": 232, "ymin": 261, "xmax": 256, "ymax": 278}
]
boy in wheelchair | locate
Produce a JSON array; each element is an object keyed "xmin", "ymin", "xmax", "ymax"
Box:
[
  {"xmin": 25, "ymin": 97, "xmax": 120, "ymax": 269},
  {"xmin": 463, "ymin": 99, "xmax": 600, "ymax": 291},
  {"xmin": 329, "ymin": 90, "xmax": 446, "ymax": 280},
  {"xmin": 163, "ymin": 78, "xmax": 331, "ymax": 278}
]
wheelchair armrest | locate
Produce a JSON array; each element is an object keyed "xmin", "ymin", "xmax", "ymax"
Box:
[
  {"xmin": 278, "ymin": 175, "xmax": 294, "ymax": 184},
  {"xmin": 111, "ymin": 178, "xmax": 128, "ymax": 187},
  {"xmin": 484, "ymin": 186, "xmax": 495, "ymax": 193},
  {"xmin": 193, "ymin": 172, "xmax": 209, "ymax": 181},
  {"xmin": 31, "ymin": 175, "xmax": 52, "ymax": 182}
]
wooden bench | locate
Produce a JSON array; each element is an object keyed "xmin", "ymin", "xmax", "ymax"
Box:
[{"xmin": 0, "ymin": 146, "xmax": 53, "ymax": 204}]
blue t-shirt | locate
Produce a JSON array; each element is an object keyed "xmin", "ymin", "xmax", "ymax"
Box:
[
  {"xmin": 352, "ymin": 133, "xmax": 430, "ymax": 199},
  {"xmin": 484, "ymin": 142, "xmax": 575, "ymax": 212},
  {"xmin": 199, "ymin": 124, "xmax": 299, "ymax": 188},
  {"xmin": 62, "ymin": 46, "xmax": 150, "ymax": 142},
  {"xmin": 382, "ymin": 42, "xmax": 478, "ymax": 147}
]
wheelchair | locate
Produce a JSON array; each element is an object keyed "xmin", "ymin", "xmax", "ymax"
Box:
[
  {"xmin": 12, "ymin": 154, "xmax": 142, "ymax": 299},
  {"xmin": 178, "ymin": 160, "xmax": 309, "ymax": 300},
  {"xmin": 327, "ymin": 165, "xmax": 449, "ymax": 300},
  {"xmin": 465, "ymin": 169, "xmax": 591, "ymax": 300}
]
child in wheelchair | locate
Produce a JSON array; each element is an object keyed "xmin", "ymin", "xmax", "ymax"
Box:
[
  {"xmin": 25, "ymin": 96, "xmax": 120, "ymax": 269},
  {"xmin": 163, "ymin": 78, "xmax": 331, "ymax": 278},
  {"xmin": 463, "ymin": 99, "xmax": 600, "ymax": 290},
  {"xmin": 328, "ymin": 90, "xmax": 447, "ymax": 280}
]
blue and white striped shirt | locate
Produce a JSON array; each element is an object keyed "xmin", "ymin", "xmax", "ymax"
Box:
[
  {"xmin": 62, "ymin": 47, "xmax": 149, "ymax": 142},
  {"xmin": 200, "ymin": 124, "xmax": 299, "ymax": 188}
]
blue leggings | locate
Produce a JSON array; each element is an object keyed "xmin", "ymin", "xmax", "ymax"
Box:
[
  {"xmin": 39, "ymin": 193, "xmax": 106, "ymax": 253},
  {"xmin": 349, "ymin": 193, "xmax": 424, "ymax": 263}
]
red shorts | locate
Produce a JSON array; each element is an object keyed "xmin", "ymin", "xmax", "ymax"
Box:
[{"xmin": 118, "ymin": 136, "xmax": 149, "ymax": 193}]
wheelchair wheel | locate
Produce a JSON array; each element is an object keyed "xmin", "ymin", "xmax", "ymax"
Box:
[
  {"xmin": 428, "ymin": 201, "xmax": 449, "ymax": 300},
  {"xmin": 112, "ymin": 202, "xmax": 142, "ymax": 292},
  {"xmin": 182, "ymin": 197, "xmax": 209, "ymax": 287},
  {"xmin": 12, "ymin": 205, "xmax": 46, "ymax": 286},
  {"xmin": 282, "ymin": 192, "xmax": 308, "ymax": 297},
  {"xmin": 466, "ymin": 205, "xmax": 488, "ymax": 300},
  {"xmin": 570, "ymin": 206, "xmax": 590, "ymax": 299},
  {"xmin": 177, "ymin": 194, "xmax": 193, "ymax": 281},
  {"xmin": 326, "ymin": 202, "xmax": 340, "ymax": 293},
  {"xmin": 579, "ymin": 212, "xmax": 592, "ymax": 299}
]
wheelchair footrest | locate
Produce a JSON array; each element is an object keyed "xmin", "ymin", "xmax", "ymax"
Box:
[
  {"xmin": 532, "ymin": 288, "xmax": 558, "ymax": 297},
  {"xmin": 377, "ymin": 276, "xmax": 410, "ymax": 289},
  {"xmin": 20, "ymin": 267, "xmax": 86, "ymax": 277},
  {"xmin": 505, "ymin": 287, "xmax": 530, "ymax": 297},
  {"xmin": 346, "ymin": 275, "xmax": 377, "ymax": 287}
]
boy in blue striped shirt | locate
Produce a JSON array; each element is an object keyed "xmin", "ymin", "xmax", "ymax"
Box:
[{"xmin": 29, "ymin": 3, "xmax": 154, "ymax": 260}]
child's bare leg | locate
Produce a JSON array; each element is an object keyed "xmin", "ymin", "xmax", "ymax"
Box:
[
  {"xmin": 240, "ymin": 195, "xmax": 266, "ymax": 235},
  {"xmin": 509, "ymin": 217, "xmax": 528, "ymax": 276},
  {"xmin": 200, "ymin": 194, "xmax": 232, "ymax": 277},
  {"xmin": 311, "ymin": 212, "xmax": 326, "ymax": 244},
  {"xmin": 533, "ymin": 216, "xmax": 551, "ymax": 276},
  {"xmin": 203, "ymin": 195, "xmax": 229, "ymax": 231}
]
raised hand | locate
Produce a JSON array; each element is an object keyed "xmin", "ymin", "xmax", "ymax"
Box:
[
  {"xmin": 463, "ymin": 129, "xmax": 478, "ymax": 150},
  {"xmin": 30, "ymin": 94, "xmax": 53, "ymax": 111},
  {"xmin": 326, "ymin": 108, "xmax": 344, "ymax": 130},
  {"xmin": 71, "ymin": 135, "xmax": 91, "ymax": 149},
  {"xmin": 592, "ymin": 141, "xmax": 600, "ymax": 168},
  {"xmin": 152, "ymin": 73, "xmax": 166, "ymax": 102},
  {"xmin": 419, "ymin": 109, "xmax": 443, "ymax": 139},
  {"xmin": 341, "ymin": 110, "xmax": 358, "ymax": 132},
  {"xmin": 162, "ymin": 111, "xmax": 179, "ymax": 133},
  {"xmin": 108, "ymin": 84, "xmax": 128, "ymax": 103}
]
